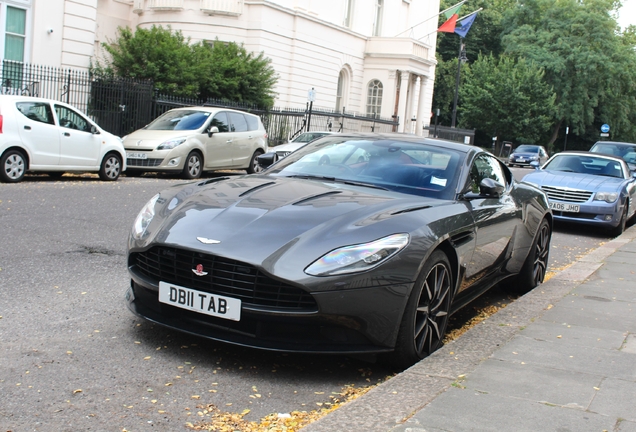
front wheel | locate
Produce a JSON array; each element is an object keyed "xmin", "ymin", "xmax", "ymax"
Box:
[
  {"xmin": 182, "ymin": 152, "xmax": 202, "ymax": 179},
  {"xmin": 390, "ymin": 250, "xmax": 453, "ymax": 369},
  {"xmin": 247, "ymin": 150, "xmax": 264, "ymax": 174},
  {"xmin": 1, "ymin": 149, "xmax": 27, "ymax": 183},
  {"xmin": 608, "ymin": 203, "xmax": 628, "ymax": 237},
  {"xmin": 99, "ymin": 153, "xmax": 122, "ymax": 181}
]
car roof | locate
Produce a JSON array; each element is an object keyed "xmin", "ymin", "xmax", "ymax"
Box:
[
  {"xmin": 592, "ymin": 141, "xmax": 636, "ymax": 146},
  {"xmin": 321, "ymin": 132, "xmax": 478, "ymax": 154},
  {"xmin": 551, "ymin": 150, "xmax": 626, "ymax": 162},
  {"xmin": 167, "ymin": 106, "xmax": 259, "ymax": 116}
]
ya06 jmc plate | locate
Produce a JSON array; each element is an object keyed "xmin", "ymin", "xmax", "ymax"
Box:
[{"xmin": 158, "ymin": 282, "xmax": 241, "ymax": 321}]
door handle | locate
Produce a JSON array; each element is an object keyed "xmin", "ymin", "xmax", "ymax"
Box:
[
  {"xmin": 226, "ymin": 139, "xmax": 233, "ymax": 143},
  {"xmin": 24, "ymin": 125, "xmax": 31, "ymax": 130},
  {"xmin": 63, "ymin": 132, "xmax": 70, "ymax": 137}
]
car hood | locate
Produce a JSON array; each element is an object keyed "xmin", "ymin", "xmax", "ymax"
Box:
[
  {"xmin": 123, "ymin": 129, "xmax": 197, "ymax": 149},
  {"xmin": 523, "ymin": 170, "xmax": 624, "ymax": 190},
  {"xmin": 141, "ymin": 175, "xmax": 450, "ymax": 273},
  {"xmin": 271, "ymin": 142, "xmax": 305, "ymax": 153}
]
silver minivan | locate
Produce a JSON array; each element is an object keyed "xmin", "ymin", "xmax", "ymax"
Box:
[{"xmin": 123, "ymin": 107, "xmax": 268, "ymax": 178}]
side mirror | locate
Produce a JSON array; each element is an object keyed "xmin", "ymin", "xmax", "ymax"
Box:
[
  {"xmin": 257, "ymin": 153, "xmax": 277, "ymax": 168},
  {"xmin": 90, "ymin": 125, "xmax": 100, "ymax": 134},
  {"xmin": 479, "ymin": 177, "xmax": 505, "ymax": 197},
  {"xmin": 207, "ymin": 126, "xmax": 219, "ymax": 137},
  {"xmin": 530, "ymin": 160, "xmax": 540, "ymax": 170}
]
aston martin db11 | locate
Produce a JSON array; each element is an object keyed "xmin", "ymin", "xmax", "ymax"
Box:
[{"xmin": 125, "ymin": 133, "xmax": 552, "ymax": 368}]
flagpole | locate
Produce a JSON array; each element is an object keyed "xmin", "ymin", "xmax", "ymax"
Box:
[{"xmin": 451, "ymin": 38, "xmax": 465, "ymax": 128}]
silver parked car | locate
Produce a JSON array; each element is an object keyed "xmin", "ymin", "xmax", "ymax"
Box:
[{"xmin": 123, "ymin": 107, "xmax": 268, "ymax": 178}]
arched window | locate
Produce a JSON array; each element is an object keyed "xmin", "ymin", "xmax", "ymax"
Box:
[
  {"xmin": 336, "ymin": 69, "xmax": 349, "ymax": 112},
  {"xmin": 366, "ymin": 80, "xmax": 383, "ymax": 116}
]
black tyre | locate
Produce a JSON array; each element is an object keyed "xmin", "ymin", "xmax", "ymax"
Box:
[
  {"xmin": 390, "ymin": 250, "xmax": 453, "ymax": 369},
  {"xmin": 1, "ymin": 149, "xmax": 27, "ymax": 183},
  {"xmin": 514, "ymin": 218, "xmax": 551, "ymax": 293},
  {"xmin": 608, "ymin": 202, "xmax": 628, "ymax": 237},
  {"xmin": 247, "ymin": 150, "xmax": 264, "ymax": 174},
  {"xmin": 99, "ymin": 153, "xmax": 122, "ymax": 181},
  {"xmin": 182, "ymin": 152, "xmax": 202, "ymax": 179}
]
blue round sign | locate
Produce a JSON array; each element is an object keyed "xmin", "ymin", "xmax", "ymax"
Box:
[{"xmin": 601, "ymin": 124, "xmax": 610, "ymax": 133}]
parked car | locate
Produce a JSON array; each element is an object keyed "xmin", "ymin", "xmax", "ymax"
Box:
[
  {"xmin": 523, "ymin": 151, "xmax": 636, "ymax": 236},
  {"xmin": 589, "ymin": 141, "xmax": 636, "ymax": 171},
  {"xmin": 508, "ymin": 144, "xmax": 549, "ymax": 167},
  {"xmin": 125, "ymin": 133, "xmax": 552, "ymax": 368},
  {"xmin": 266, "ymin": 131, "xmax": 335, "ymax": 162},
  {"xmin": 123, "ymin": 107, "xmax": 268, "ymax": 178},
  {"xmin": 0, "ymin": 95, "xmax": 125, "ymax": 183}
]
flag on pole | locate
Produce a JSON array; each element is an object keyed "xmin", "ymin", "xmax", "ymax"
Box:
[
  {"xmin": 438, "ymin": 14, "xmax": 458, "ymax": 33},
  {"xmin": 454, "ymin": 12, "xmax": 478, "ymax": 38},
  {"xmin": 438, "ymin": 3, "xmax": 462, "ymax": 33}
]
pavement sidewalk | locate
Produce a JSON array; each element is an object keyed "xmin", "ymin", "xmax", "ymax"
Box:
[{"xmin": 303, "ymin": 226, "xmax": 636, "ymax": 432}]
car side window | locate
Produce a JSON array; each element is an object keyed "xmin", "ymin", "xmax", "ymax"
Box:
[
  {"xmin": 210, "ymin": 112, "xmax": 230, "ymax": 133},
  {"xmin": 228, "ymin": 112, "xmax": 248, "ymax": 133},
  {"xmin": 245, "ymin": 114, "xmax": 260, "ymax": 131},
  {"xmin": 54, "ymin": 105, "xmax": 91, "ymax": 132},
  {"xmin": 16, "ymin": 102, "xmax": 55, "ymax": 125},
  {"xmin": 469, "ymin": 154, "xmax": 507, "ymax": 193}
]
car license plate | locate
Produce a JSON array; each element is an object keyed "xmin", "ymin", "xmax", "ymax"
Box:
[
  {"xmin": 158, "ymin": 282, "xmax": 241, "ymax": 321},
  {"xmin": 127, "ymin": 152, "xmax": 148, "ymax": 159},
  {"xmin": 517, "ymin": 158, "xmax": 526, "ymax": 162},
  {"xmin": 549, "ymin": 202, "xmax": 580, "ymax": 212}
]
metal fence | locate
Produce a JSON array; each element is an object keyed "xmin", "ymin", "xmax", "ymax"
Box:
[
  {"xmin": 424, "ymin": 125, "xmax": 476, "ymax": 145},
  {"xmin": 1, "ymin": 60, "xmax": 401, "ymax": 143}
]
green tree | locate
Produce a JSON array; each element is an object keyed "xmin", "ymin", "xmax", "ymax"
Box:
[
  {"xmin": 459, "ymin": 55, "xmax": 557, "ymax": 146},
  {"xmin": 95, "ymin": 26, "xmax": 277, "ymax": 107},
  {"xmin": 501, "ymin": 0, "xmax": 636, "ymax": 145}
]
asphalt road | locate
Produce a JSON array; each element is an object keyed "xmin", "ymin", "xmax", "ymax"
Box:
[{"xmin": 0, "ymin": 170, "xmax": 614, "ymax": 431}]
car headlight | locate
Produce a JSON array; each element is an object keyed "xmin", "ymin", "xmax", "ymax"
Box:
[
  {"xmin": 594, "ymin": 192, "xmax": 618, "ymax": 203},
  {"xmin": 305, "ymin": 233, "xmax": 410, "ymax": 276},
  {"xmin": 132, "ymin": 194, "xmax": 160, "ymax": 239},
  {"xmin": 529, "ymin": 155, "xmax": 539, "ymax": 160},
  {"xmin": 157, "ymin": 138, "xmax": 187, "ymax": 150}
]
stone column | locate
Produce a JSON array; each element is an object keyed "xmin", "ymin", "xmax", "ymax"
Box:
[
  {"xmin": 396, "ymin": 71, "xmax": 410, "ymax": 133},
  {"xmin": 416, "ymin": 75, "xmax": 428, "ymax": 136}
]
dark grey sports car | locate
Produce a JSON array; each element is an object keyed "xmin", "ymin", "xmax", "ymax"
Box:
[{"xmin": 125, "ymin": 133, "xmax": 552, "ymax": 368}]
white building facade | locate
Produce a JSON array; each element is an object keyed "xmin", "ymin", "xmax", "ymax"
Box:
[{"xmin": 3, "ymin": 0, "xmax": 441, "ymax": 134}]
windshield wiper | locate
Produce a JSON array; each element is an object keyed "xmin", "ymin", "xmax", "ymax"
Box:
[
  {"xmin": 285, "ymin": 174, "xmax": 337, "ymax": 181},
  {"xmin": 285, "ymin": 175, "xmax": 389, "ymax": 190},
  {"xmin": 341, "ymin": 180, "xmax": 390, "ymax": 190}
]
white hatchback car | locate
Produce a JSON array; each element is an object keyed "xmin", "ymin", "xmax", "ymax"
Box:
[
  {"xmin": 123, "ymin": 107, "xmax": 269, "ymax": 178},
  {"xmin": 0, "ymin": 95, "xmax": 126, "ymax": 183}
]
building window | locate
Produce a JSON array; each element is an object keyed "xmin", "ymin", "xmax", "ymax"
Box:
[
  {"xmin": 343, "ymin": 0, "xmax": 354, "ymax": 28},
  {"xmin": 366, "ymin": 79, "xmax": 383, "ymax": 116},
  {"xmin": 336, "ymin": 69, "xmax": 349, "ymax": 112},
  {"xmin": 373, "ymin": 0, "xmax": 383, "ymax": 36},
  {"xmin": 2, "ymin": 5, "xmax": 28, "ymax": 91}
]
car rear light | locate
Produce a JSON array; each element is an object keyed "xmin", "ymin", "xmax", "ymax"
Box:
[{"xmin": 0, "ymin": 114, "xmax": 3, "ymax": 133}]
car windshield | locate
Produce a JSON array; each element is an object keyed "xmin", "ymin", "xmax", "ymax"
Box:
[
  {"xmin": 146, "ymin": 110, "xmax": 211, "ymax": 131},
  {"xmin": 266, "ymin": 137, "xmax": 464, "ymax": 199},
  {"xmin": 515, "ymin": 145, "xmax": 539, "ymax": 153},
  {"xmin": 590, "ymin": 143, "xmax": 636, "ymax": 165},
  {"xmin": 544, "ymin": 154, "xmax": 624, "ymax": 178}
]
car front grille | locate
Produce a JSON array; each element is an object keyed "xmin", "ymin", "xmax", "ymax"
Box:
[
  {"xmin": 127, "ymin": 158, "xmax": 163, "ymax": 167},
  {"xmin": 542, "ymin": 185, "xmax": 593, "ymax": 203},
  {"xmin": 131, "ymin": 246, "xmax": 317, "ymax": 311}
]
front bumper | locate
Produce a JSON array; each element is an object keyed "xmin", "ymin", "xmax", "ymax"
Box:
[
  {"xmin": 125, "ymin": 273, "xmax": 412, "ymax": 354},
  {"xmin": 549, "ymin": 201, "xmax": 624, "ymax": 229},
  {"xmin": 125, "ymin": 149, "xmax": 183, "ymax": 171}
]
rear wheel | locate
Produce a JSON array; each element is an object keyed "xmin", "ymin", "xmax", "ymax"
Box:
[
  {"xmin": 390, "ymin": 250, "xmax": 453, "ymax": 369},
  {"xmin": 513, "ymin": 218, "xmax": 551, "ymax": 293},
  {"xmin": 247, "ymin": 150, "xmax": 264, "ymax": 174},
  {"xmin": 1, "ymin": 149, "xmax": 27, "ymax": 183},
  {"xmin": 99, "ymin": 153, "xmax": 122, "ymax": 181},
  {"xmin": 182, "ymin": 152, "xmax": 202, "ymax": 179}
]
